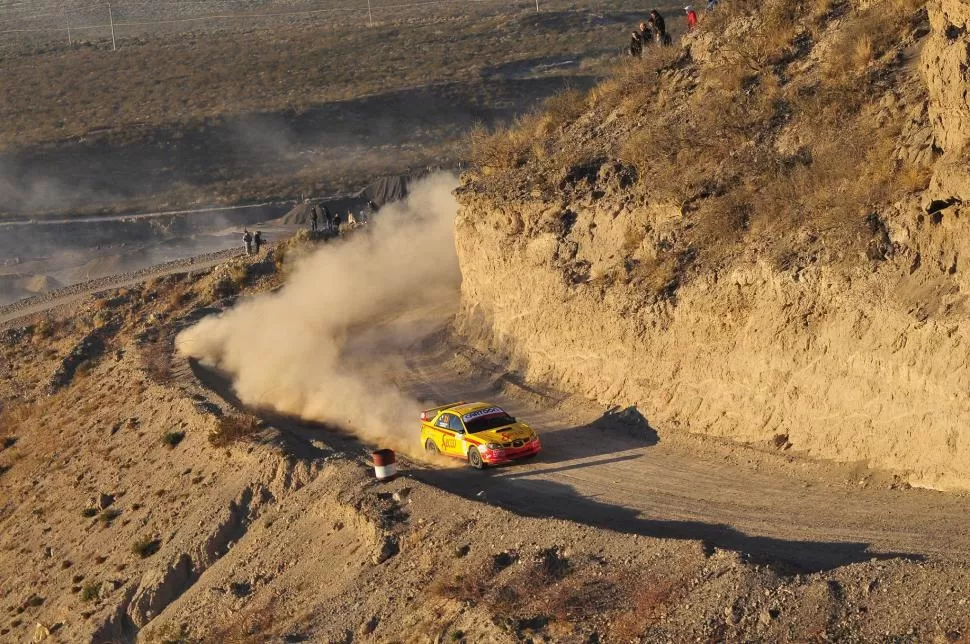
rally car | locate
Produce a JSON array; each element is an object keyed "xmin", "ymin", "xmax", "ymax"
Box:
[{"xmin": 419, "ymin": 401, "xmax": 541, "ymax": 468}]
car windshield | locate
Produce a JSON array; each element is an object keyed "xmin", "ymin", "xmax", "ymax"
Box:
[{"xmin": 464, "ymin": 412, "xmax": 516, "ymax": 433}]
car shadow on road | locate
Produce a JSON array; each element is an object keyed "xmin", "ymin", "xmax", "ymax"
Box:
[
  {"xmin": 411, "ymin": 468, "xmax": 926, "ymax": 574},
  {"xmin": 532, "ymin": 409, "xmax": 659, "ymax": 465}
]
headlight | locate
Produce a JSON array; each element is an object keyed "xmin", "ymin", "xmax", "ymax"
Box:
[{"xmin": 486, "ymin": 443, "xmax": 502, "ymax": 450}]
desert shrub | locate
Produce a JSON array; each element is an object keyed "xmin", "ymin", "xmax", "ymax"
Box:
[
  {"xmin": 899, "ymin": 161, "xmax": 932, "ymax": 193},
  {"xmin": 209, "ymin": 414, "xmax": 259, "ymax": 447},
  {"xmin": 535, "ymin": 88, "xmax": 587, "ymax": 136},
  {"xmin": 162, "ymin": 431, "xmax": 185, "ymax": 449},
  {"xmin": 80, "ymin": 582, "xmax": 101, "ymax": 602},
  {"xmin": 432, "ymin": 569, "xmax": 492, "ymax": 603},
  {"xmin": 209, "ymin": 275, "xmax": 238, "ymax": 301},
  {"xmin": 228, "ymin": 263, "xmax": 252, "ymax": 288},
  {"xmin": 31, "ymin": 317, "xmax": 63, "ymax": 341},
  {"xmin": 469, "ymin": 116, "xmax": 540, "ymax": 173},
  {"xmin": 98, "ymin": 508, "xmax": 122, "ymax": 524},
  {"xmin": 0, "ymin": 403, "xmax": 33, "ymax": 433},
  {"xmin": 131, "ymin": 536, "xmax": 161, "ymax": 558},
  {"xmin": 164, "ymin": 284, "xmax": 194, "ymax": 312}
]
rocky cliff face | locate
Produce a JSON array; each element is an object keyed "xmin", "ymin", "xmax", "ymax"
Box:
[
  {"xmin": 923, "ymin": 0, "xmax": 970, "ymax": 201},
  {"xmin": 455, "ymin": 0, "xmax": 970, "ymax": 490}
]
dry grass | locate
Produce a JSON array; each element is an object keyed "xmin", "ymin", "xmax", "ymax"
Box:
[
  {"xmin": 131, "ymin": 536, "xmax": 161, "ymax": 558},
  {"xmin": 467, "ymin": 0, "xmax": 927, "ymax": 294},
  {"xmin": 208, "ymin": 414, "xmax": 260, "ymax": 447},
  {"xmin": 273, "ymin": 229, "xmax": 315, "ymax": 272}
]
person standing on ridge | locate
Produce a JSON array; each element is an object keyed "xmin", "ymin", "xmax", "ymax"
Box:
[
  {"xmin": 685, "ymin": 5, "xmax": 698, "ymax": 30},
  {"xmin": 638, "ymin": 21, "xmax": 652, "ymax": 45},
  {"xmin": 243, "ymin": 229, "xmax": 253, "ymax": 255},
  {"xmin": 323, "ymin": 205, "xmax": 333, "ymax": 233},
  {"xmin": 253, "ymin": 231, "xmax": 264, "ymax": 254},
  {"xmin": 310, "ymin": 204, "xmax": 319, "ymax": 233},
  {"xmin": 629, "ymin": 30, "xmax": 643, "ymax": 58},
  {"xmin": 648, "ymin": 9, "xmax": 668, "ymax": 45}
]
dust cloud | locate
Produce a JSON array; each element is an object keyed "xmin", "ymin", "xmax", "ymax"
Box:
[{"xmin": 176, "ymin": 172, "xmax": 461, "ymax": 457}]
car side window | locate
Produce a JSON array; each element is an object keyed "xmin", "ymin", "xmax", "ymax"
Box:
[
  {"xmin": 436, "ymin": 413, "xmax": 452, "ymax": 430},
  {"xmin": 449, "ymin": 416, "xmax": 465, "ymax": 433}
]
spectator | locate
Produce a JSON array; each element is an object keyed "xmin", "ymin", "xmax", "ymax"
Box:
[
  {"xmin": 629, "ymin": 31, "xmax": 643, "ymax": 58},
  {"xmin": 242, "ymin": 229, "xmax": 253, "ymax": 255},
  {"xmin": 648, "ymin": 9, "xmax": 669, "ymax": 45},
  {"xmin": 638, "ymin": 21, "xmax": 652, "ymax": 45},
  {"xmin": 685, "ymin": 5, "xmax": 698, "ymax": 29},
  {"xmin": 310, "ymin": 204, "xmax": 319, "ymax": 232},
  {"xmin": 253, "ymin": 230, "xmax": 264, "ymax": 254}
]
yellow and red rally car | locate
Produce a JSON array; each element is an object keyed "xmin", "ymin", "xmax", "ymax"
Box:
[{"xmin": 419, "ymin": 401, "xmax": 541, "ymax": 468}]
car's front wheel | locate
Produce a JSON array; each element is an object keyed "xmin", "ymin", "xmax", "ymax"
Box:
[
  {"xmin": 424, "ymin": 439, "xmax": 439, "ymax": 456},
  {"xmin": 467, "ymin": 446, "xmax": 485, "ymax": 469}
]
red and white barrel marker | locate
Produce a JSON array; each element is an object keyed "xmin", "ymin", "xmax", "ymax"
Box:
[{"xmin": 371, "ymin": 449, "xmax": 398, "ymax": 481}]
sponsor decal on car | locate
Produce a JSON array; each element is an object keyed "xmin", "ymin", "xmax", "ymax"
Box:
[{"xmin": 461, "ymin": 407, "xmax": 504, "ymax": 422}]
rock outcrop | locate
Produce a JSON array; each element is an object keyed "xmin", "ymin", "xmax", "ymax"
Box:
[{"xmin": 923, "ymin": 0, "xmax": 970, "ymax": 200}]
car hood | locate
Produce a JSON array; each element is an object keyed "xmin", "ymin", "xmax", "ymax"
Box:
[{"xmin": 469, "ymin": 423, "xmax": 535, "ymax": 445}]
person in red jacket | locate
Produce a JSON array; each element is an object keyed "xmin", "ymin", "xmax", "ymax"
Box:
[{"xmin": 685, "ymin": 5, "xmax": 698, "ymax": 29}]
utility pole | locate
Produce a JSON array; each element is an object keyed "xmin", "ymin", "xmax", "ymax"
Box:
[
  {"xmin": 66, "ymin": 13, "xmax": 72, "ymax": 46},
  {"xmin": 108, "ymin": 3, "xmax": 117, "ymax": 51},
  {"xmin": 366, "ymin": 0, "xmax": 373, "ymax": 26},
  {"xmin": 535, "ymin": 0, "xmax": 539, "ymax": 11}
]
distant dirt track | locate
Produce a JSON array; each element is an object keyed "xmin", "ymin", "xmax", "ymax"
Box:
[{"xmin": 0, "ymin": 247, "xmax": 244, "ymax": 328}]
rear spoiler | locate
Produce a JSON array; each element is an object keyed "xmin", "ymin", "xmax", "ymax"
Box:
[{"xmin": 419, "ymin": 401, "xmax": 467, "ymax": 422}]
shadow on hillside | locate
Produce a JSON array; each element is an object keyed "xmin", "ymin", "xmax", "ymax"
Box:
[{"xmin": 411, "ymin": 468, "xmax": 925, "ymax": 574}]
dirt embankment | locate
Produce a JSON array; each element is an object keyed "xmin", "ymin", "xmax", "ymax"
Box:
[{"xmin": 455, "ymin": 0, "xmax": 970, "ymax": 490}]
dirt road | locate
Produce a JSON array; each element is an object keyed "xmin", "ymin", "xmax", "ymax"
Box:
[
  {"xmin": 184, "ymin": 320, "xmax": 970, "ymax": 574},
  {"xmin": 382, "ymin": 336, "xmax": 970, "ymax": 573}
]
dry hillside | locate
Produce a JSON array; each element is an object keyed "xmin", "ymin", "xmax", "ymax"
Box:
[
  {"xmin": 2, "ymin": 237, "xmax": 970, "ymax": 643},
  {"xmin": 456, "ymin": 0, "xmax": 970, "ymax": 488}
]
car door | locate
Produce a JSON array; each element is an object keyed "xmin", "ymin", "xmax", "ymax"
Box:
[
  {"xmin": 435, "ymin": 413, "xmax": 461, "ymax": 456},
  {"xmin": 448, "ymin": 414, "xmax": 468, "ymax": 456}
]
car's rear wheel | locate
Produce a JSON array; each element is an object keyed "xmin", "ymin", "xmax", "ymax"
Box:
[
  {"xmin": 467, "ymin": 446, "xmax": 485, "ymax": 469},
  {"xmin": 424, "ymin": 439, "xmax": 439, "ymax": 456}
]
